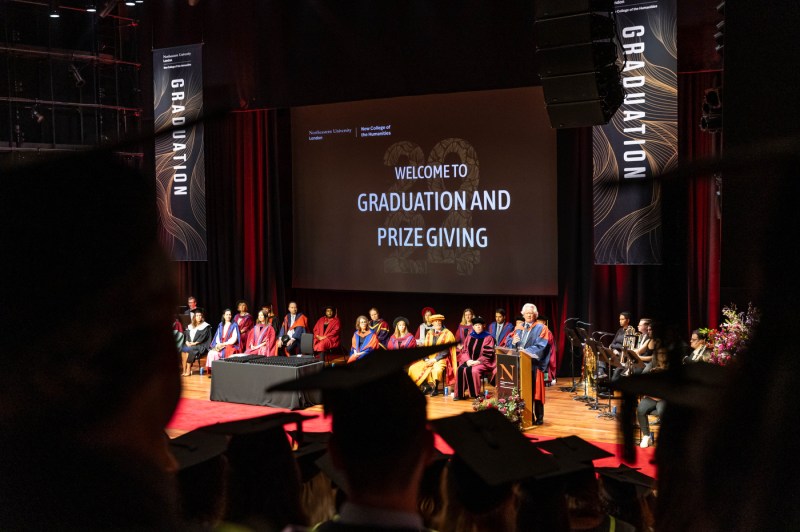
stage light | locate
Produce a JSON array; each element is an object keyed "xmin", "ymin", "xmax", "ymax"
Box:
[
  {"xmin": 86, "ymin": 2, "xmax": 97, "ymax": 12},
  {"xmin": 125, "ymin": 1, "xmax": 135, "ymax": 5},
  {"xmin": 700, "ymin": 87, "xmax": 723, "ymax": 133},
  {"xmin": 700, "ymin": 113, "xmax": 722, "ymax": 132},
  {"xmin": 68, "ymin": 64, "xmax": 86, "ymax": 88},
  {"xmin": 49, "ymin": 0, "xmax": 60, "ymax": 17},
  {"xmin": 31, "ymin": 106, "xmax": 45, "ymax": 124}
]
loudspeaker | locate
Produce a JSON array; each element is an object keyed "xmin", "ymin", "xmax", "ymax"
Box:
[
  {"xmin": 541, "ymin": 65, "xmax": 620, "ymax": 104},
  {"xmin": 536, "ymin": 42, "xmax": 617, "ymax": 77},
  {"xmin": 534, "ymin": 0, "xmax": 613, "ymax": 19},
  {"xmin": 534, "ymin": 1, "xmax": 623, "ymax": 128},
  {"xmin": 534, "ymin": 13, "xmax": 615, "ymax": 48}
]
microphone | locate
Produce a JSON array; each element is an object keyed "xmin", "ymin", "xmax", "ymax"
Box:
[
  {"xmin": 564, "ymin": 317, "xmax": 581, "ymax": 323},
  {"xmin": 577, "ymin": 321, "xmax": 592, "ymax": 327}
]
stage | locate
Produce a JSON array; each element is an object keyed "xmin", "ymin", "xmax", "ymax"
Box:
[{"xmin": 170, "ymin": 373, "xmax": 658, "ymax": 477}]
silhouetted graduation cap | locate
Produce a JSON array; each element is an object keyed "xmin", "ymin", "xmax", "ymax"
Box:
[
  {"xmin": 431, "ymin": 409, "xmax": 559, "ymax": 486},
  {"xmin": 200, "ymin": 412, "xmax": 312, "ymax": 436},
  {"xmin": 267, "ymin": 341, "xmax": 458, "ymax": 393},
  {"xmin": 611, "ymin": 362, "xmax": 726, "ymax": 408},
  {"xmin": 611, "ymin": 362, "xmax": 727, "ymax": 461},
  {"xmin": 314, "ymin": 452, "xmax": 350, "ymax": 495},
  {"xmin": 529, "ymin": 436, "xmax": 613, "ymax": 482},
  {"xmin": 534, "ymin": 435, "xmax": 613, "ymax": 464},
  {"xmin": 596, "ymin": 464, "xmax": 655, "ymax": 490},
  {"xmin": 289, "ymin": 431, "xmax": 332, "ymax": 483},
  {"xmin": 169, "ymin": 429, "xmax": 230, "ymax": 470}
]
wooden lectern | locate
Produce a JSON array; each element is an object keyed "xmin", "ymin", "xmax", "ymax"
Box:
[{"xmin": 495, "ymin": 347, "xmax": 539, "ymax": 430}]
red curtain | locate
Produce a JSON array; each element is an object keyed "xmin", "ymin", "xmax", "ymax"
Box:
[
  {"xmin": 681, "ymin": 72, "xmax": 721, "ymax": 330},
  {"xmin": 175, "ymin": 109, "xmax": 280, "ymax": 317}
]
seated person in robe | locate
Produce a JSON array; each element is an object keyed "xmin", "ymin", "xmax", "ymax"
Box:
[
  {"xmin": 488, "ymin": 308, "xmax": 514, "ymax": 348},
  {"xmin": 407, "ymin": 314, "xmax": 457, "ymax": 396},
  {"xmin": 368, "ymin": 307, "xmax": 391, "ymax": 347},
  {"xmin": 313, "ymin": 305, "xmax": 341, "ymax": 353},
  {"xmin": 348, "ymin": 315, "xmax": 379, "ymax": 363},
  {"xmin": 387, "ymin": 316, "xmax": 417, "ymax": 350},
  {"xmin": 277, "ymin": 302, "xmax": 308, "ymax": 356},
  {"xmin": 455, "ymin": 307, "xmax": 475, "ymax": 350},
  {"xmin": 180, "ymin": 309, "xmax": 213, "ymax": 376},
  {"xmin": 234, "ymin": 300, "xmax": 254, "ymax": 340},
  {"xmin": 206, "ymin": 309, "xmax": 241, "ymax": 375},
  {"xmin": 454, "ymin": 316, "xmax": 495, "ymax": 400},
  {"xmin": 244, "ymin": 309, "xmax": 277, "ymax": 356},
  {"xmin": 416, "ymin": 306, "xmax": 436, "ymax": 343}
]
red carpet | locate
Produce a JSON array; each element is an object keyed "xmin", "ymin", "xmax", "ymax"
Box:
[{"xmin": 169, "ymin": 398, "xmax": 656, "ymax": 478}]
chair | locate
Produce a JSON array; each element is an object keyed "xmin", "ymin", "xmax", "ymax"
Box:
[{"xmin": 300, "ymin": 333, "xmax": 314, "ymax": 355}]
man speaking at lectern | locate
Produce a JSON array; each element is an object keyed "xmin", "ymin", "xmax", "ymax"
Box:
[{"xmin": 509, "ymin": 303, "xmax": 550, "ymax": 425}]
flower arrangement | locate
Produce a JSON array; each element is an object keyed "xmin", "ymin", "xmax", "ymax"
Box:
[
  {"xmin": 472, "ymin": 388, "xmax": 525, "ymax": 429},
  {"xmin": 700, "ymin": 302, "xmax": 760, "ymax": 366}
]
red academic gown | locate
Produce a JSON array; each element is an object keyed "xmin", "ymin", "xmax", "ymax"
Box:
[
  {"xmin": 244, "ymin": 323, "xmax": 276, "ymax": 356},
  {"xmin": 234, "ymin": 312, "xmax": 254, "ymax": 340},
  {"xmin": 387, "ymin": 333, "xmax": 416, "ymax": 350},
  {"xmin": 312, "ymin": 316, "xmax": 341, "ymax": 352},
  {"xmin": 455, "ymin": 332, "xmax": 496, "ymax": 399},
  {"xmin": 278, "ymin": 313, "xmax": 309, "ymax": 356},
  {"xmin": 348, "ymin": 330, "xmax": 379, "ymax": 363}
]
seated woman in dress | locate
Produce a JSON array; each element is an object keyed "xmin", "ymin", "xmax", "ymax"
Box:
[
  {"xmin": 205, "ymin": 309, "xmax": 241, "ymax": 376},
  {"xmin": 455, "ymin": 308, "xmax": 475, "ymax": 350},
  {"xmin": 234, "ymin": 300, "xmax": 254, "ymax": 341},
  {"xmin": 416, "ymin": 306, "xmax": 435, "ymax": 343},
  {"xmin": 368, "ymin": 307, "xmax": 391, "ymax": 347},
  {"xmin": 454, "ymin": 316, "xmax": 496, "ymax": 400},
  {"xmin": 387, "ymin": 316, "xmax": 417, "ymax": 350},
  {"xmin": 638, "ymin": 347, "xmax": 669, "ymax": 448},
  {"xmin": 348, "ymin": 315, "xmax": 379, "ymax": 363},
  {"xmin": 180, "ymin": 309, "xmax": 213, "ymax": 376},
  {"xmin": 244, "ymin": 309, "xmax": 276, "ymax": 356}
]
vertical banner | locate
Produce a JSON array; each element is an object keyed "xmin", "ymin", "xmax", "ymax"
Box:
[
  {"xmin": 153, "ymin": 44, "xmax": 206, "ymax": 261},
  {"xmin": 593, "ymin": 0, "xmax": 677, "ymax": 265}
]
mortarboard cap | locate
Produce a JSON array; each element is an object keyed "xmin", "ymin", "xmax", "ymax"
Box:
[
  {"xmin": 596, "ymin": 464, "xmax": 655, "ymax": 490},
  {"xmin": 611, "ymin": 362, "xmax": 726, "ymax": 408},
  {"xmin": 534, "ymin": 435, "xmax": 613, "ymax": 464},
  {"xmin": 471, "ymin": 316, "xmax": 486, "ymax": 325},
  {"xmin": 267, "ymin": 341, "xmax": 457, "ymax": 393},
  {"xmin": 431, "ymin": 409, "xmax": 559, "ymax": 486},
  {"xmin": 293, "ymin": 439, "xmax": 330, "ymax": 483},
  {"xmin": 314, "ymin": 451, "xmax": 350, "ymax": 495},
  {"xmin": 392, "ymin": 316, "xmax": 410, "ymax": 330},
  {"xmin": 200, "ymin": 412, "xmax": 312, "ymax": 437},
  {"xmin": 169, "ymin": 429, "xmax": 230, "ymax": 471}
]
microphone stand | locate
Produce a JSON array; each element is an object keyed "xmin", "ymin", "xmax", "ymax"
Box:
[{"xmin": 560, "ymin": 319, "xmax": 581, "ymax": 393}]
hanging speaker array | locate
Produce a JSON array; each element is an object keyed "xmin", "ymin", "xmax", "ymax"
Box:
[{"xmin": 534, "ymin": 0, "xmax": 624, "ymax": 128}]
